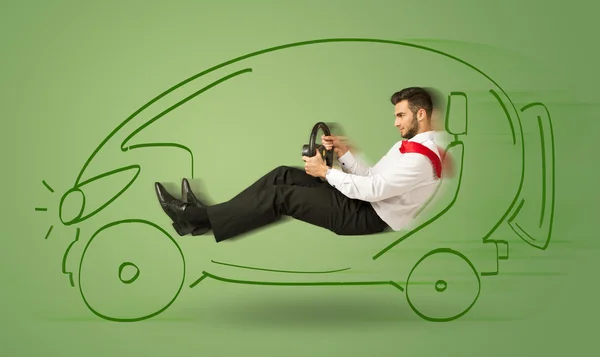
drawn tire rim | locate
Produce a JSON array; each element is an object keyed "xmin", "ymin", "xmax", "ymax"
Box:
[
  {"xmin": 78, "ymin": 219, "xmax": 186, "ymax": 322},
  {"xmin": 406, "ymin": 248, "xmax": 481, "ymax": 322}
]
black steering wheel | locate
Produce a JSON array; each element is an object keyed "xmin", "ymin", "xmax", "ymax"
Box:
[{"xmin": 302, "ymin": 122, "xmax": 334, "ymax": 168}]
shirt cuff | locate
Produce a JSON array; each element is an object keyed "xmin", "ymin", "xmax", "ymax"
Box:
[{"xmin": 337, "ymin": 150, "xmax": 357, "ymax": 169}]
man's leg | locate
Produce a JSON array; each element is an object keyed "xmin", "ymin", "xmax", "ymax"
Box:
[
  {"xmin": 202, "ymin": 183, "xmax": 388, "ymax": 242},
  {"xmin": 228, "ymin": 165, "xmax": 326, "ymax": 201},
  {"xmin": 180, "ymin": 165, "xmax": 325, "ymax": 235}
]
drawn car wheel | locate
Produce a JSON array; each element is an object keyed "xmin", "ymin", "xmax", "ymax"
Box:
[
  {"xmin": 78, "ymin": 219, "xmax": 185, "ymax": 322},
  {"xmin": 406, "ymin": 248, "xmax": 480, "ymax": 322}
]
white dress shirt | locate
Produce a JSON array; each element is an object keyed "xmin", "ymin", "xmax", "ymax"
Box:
[{"xmin": 325, "ymin": 131, "xmax": 441, "ymax": 231}]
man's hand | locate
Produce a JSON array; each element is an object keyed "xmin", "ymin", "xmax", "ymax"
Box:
[
  {"xmin": 322, "ymin": 135, "xmax": 350, "ymax": 157},
  {"xmin": 302, "ymin": 149, "xmax": 328, "ymax": 178}
]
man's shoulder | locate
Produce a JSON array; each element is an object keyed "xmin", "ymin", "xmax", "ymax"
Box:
[
  {"xmin": 396, "ymin": 140, "xmax": 443, "ymax": 175},
  {"xmin": 399, "ymin": 139, "xmax": 440, "ymax": 157},
  {"xmin": 390, "ymin": 140, "xmax": 403, "ymax": 149}
]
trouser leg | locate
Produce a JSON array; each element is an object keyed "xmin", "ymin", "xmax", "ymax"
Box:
[
  {"xmin": 183, "ymin": 165, "xmax": 323, "ymax": 230},
  {"xmin": 206, "ymin": 181, "xmax": 388, "ymax": 242},
  {"xmin": 228, "ymin": 165, "xmax": 325, "ymax": 201}
]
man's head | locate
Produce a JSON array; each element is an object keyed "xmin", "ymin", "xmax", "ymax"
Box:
[{"xmin": 390, "ymin": 87, "xmax": 434, "ymax": 139}]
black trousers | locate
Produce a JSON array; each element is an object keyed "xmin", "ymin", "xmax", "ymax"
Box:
[{"xmin": 202, "ymin": 166, "xmax": 389, "ymax": 242}]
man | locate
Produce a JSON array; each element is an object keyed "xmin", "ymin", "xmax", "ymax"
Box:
[{"xmin": 155, "ymin": 87, "xmax": 444, "ymax": 242}]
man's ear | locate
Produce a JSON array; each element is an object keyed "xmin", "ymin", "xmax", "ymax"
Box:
[{"xmin": 418, "ymin": 108, "xmax": 425, "ymax": 121}]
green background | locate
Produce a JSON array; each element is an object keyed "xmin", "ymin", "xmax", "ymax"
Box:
[{"xmin": 2, "ymin": 0, "xmax": 598, "ymax": 356}]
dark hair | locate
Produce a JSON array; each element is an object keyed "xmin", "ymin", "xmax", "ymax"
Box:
[{"xmin": 390, "ymin": 87, "xmax": 434, "ymax": 119}]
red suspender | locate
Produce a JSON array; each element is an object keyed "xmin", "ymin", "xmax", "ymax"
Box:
[
  {"xmin": 437, "ymin": 146, "xmax": 454, "ymax": 178},
  {"xmin": 399, "ymin": 141, "xmax": 443, "ymax": 179}
]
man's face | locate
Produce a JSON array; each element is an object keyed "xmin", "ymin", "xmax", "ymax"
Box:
[{"xmin": 394, "ymin": 100, "xmax": 419, "ymax": 139}]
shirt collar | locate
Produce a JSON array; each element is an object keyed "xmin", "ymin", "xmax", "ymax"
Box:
[{"xmin": 408, "ymin": 130, "xmax": 436, "ymax": 143}]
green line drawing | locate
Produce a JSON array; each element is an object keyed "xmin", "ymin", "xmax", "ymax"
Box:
[
  {"xmin": 59, "ymin": 165, "xmax": 139, "ymax": 226},
  {"xmin": 481, "ymin": 241, "xmax": 504, "ymax": 276},
  {"xmin": 537, "ymin": 115, "xmax": 548, "ymax": 228},
  {"xmin": 508, "ymin": 102, "xmax": 555, "ymax": 250},
  {"xmin": 39, "ymin": 181, "xmax": 55, "ymax": 240},
  {"xmin": 389, "ymin": 281, "xmax": 405, "ymax": 292},
  {"xmin": 406, "ymin": 248, "xmax": 480, "ymax": 322},
  {"xmin": 189, "ymin": 273, "xmax": 208, "ymax": 288},
  {"xmin": 508, "ymin": 199, "xmax": 525, "ymax": 223},
  {"xmin": 42, "ymin": 180, "xmax": 54, "ymax": 193},
  {"xmin": 199, "ymin": 271, "xmax": 403, "ymax": 288},
  {"xmin": 210, "ymin": 259, "xmax": 351, "ymax": 274},
  {"xmin": 78, "ymin": 219, "xmax": 185, "ymax": 322},
  {"xmin": 490, "ymin": 89, "xmax": 517, "ymax": 145},
  {"xmin": 480, "ymin": 90, "xmax": 524, "ymax": 243},
  {"xmin": 58, "ymin": 69, "xmax": 252, "ymax": 228},
  {"xmin": 120, "ymin": 68, "xmax": 253, "ymax": 153},
  {"xmin": 39, "ymin": 38, "xmax": 555, "ymax": 323},
  {"xmin": 373, "ymin": 140, "xmax": 465, "ymax": 259},
  {"xmin": 44, "ymin": 225, "xmax": 53, "ymax": 240},
  {"xmin": 445, "ymin": 92, "xmax": 467, "ymax": 136},
  {"xmin": 118, "ymin": 262, "xmax": 140, "ymax": 284},
  {"xmin": 515, "ymin": 223, "xmax": 537, "ymax": 241},
  {"xmin": 435, "ymin": 280, "xmax": 448, "ymax": 292},
  {"xmin": 61, "ymin": 228, "xmax": 79, "ymax": 287}
]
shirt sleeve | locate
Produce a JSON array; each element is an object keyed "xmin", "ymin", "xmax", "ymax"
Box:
[
  {"xmin": 336, "ymin": 150, "xmax": 374, "ymax": 176},
  {"xmin": 326, "ymin": 153, "xmax": 431, "ymax": 202}
]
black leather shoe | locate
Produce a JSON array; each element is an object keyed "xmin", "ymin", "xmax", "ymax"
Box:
[
  {"xmin": 181, "ymin": 178, "xmax": 205, "ymax": 208},
  {"xmin": 181, "ymin": 178, "xmax": 210, "ymax": 236},
  {"xmin": 155, "ymin": 182, "xmax": 200, "ymax": 236}
]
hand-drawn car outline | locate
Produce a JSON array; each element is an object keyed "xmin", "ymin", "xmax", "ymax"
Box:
[{"xmin": 51, "ymin": 38, "xmax": 555, "ymax": 322}]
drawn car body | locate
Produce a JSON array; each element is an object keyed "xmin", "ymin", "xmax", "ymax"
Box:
[{"xmin": 55, "ymin": 39, "xmax": 554, "ymax": 322}]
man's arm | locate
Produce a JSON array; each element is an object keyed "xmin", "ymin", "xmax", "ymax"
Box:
[
  {"xmin": 326, "ymin": 153, "xmax": 430, "ymax": 202},
  {"xmin": 336, "ymin": 150, "xmax": 375, "ymax": 176},
  {"xmin": 323, "ymin": 134, "xmax": 374, "ymax": 176}
]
